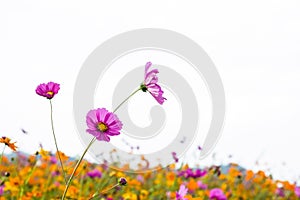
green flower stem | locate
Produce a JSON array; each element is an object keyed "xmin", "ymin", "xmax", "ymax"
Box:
[
  {"xmin": 113, "ymin": 88, "xmax": 142, "ymax": 113},
  {"xmin": 78, "ymin": 170, "xmax": 84, "ymax": 199},
  {"xmin": 88, "ymin": 183, "xmax": 120, "ymax": 200},
  {"xmin": 41, "ymin": 169, "xmax": 53, "ymax": 200},
  {"xmin": 62, "ymin": 87, "xmax": 142, "ymax": 199},
  {"xmin": 0, "ymin": 145, "xmax": 6, "ymax": 166},
  {"xmin": 49, "ymin": 100, "xmax": 67, "ymax": 184},
  {"xmin": 61, "ymin": 137, "xmax": 96, "ymax": 200},
  {"xmin": 19, "ymin": 159, "xmax": 38, "ymax": 199}
]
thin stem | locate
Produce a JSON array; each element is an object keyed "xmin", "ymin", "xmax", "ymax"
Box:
[
  {"xmin": 19, "ymin": 159, "xmax": 37, "ymax": 199},
  {"xmin": 62, "ymin": 87, "xmax": 141, "ymax": 199},
  {"xmin": 88, "ymin": 183, "xmax": 120, "ymax": 200},
  {"xmin": 61, "ymin": 137, "xmax": 96, "ymax": 200},
  {"xmin": 49, "ymin": 100, "xmax": 67, "ymax": 184},
  {"xmin": 78, "ymin": 170, "xmax": 84, "ymax": 199},
  {"xmin": 0, "ymin": 146, "xmax": 6, "ymax": 166},
  {"xmin": 113, "ymin": 88, "xmax": 141, "ymax": 113}
]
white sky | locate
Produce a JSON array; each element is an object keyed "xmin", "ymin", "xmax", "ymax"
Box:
[{"xmin": 1, "ymin": 0, "xmax": 300, "ymax": 182}]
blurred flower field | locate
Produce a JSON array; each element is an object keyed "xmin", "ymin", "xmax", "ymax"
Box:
[{"xmin": 0, "ymin": 148, "xmax": 300, "ymax": 199}]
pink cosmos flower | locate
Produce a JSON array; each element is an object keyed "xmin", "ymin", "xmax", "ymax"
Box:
[
  {"xmin": 86, "ymin": 108, "xmax": 123, "ymax": 142},
  {"xmin": 141, "ymin": 62, "xmax": 166, "ymax": 105},
  {"xmin": 36, "ymin": 82, "xmax": 60, "ymax": 99},
  {"xmin": 209, "ymin": 188, "xmax": 227, "ymax": 200},
  {"xmin": 176, "ymin": 184, "xmax": 188, "ymax": 200},
  {"xmin": 197, "ymin": 180, "xmax": 208, "ymax": 190},
  {"xmin": 295, "ymin": 186, "xmax": 300, "ymax": 198}
]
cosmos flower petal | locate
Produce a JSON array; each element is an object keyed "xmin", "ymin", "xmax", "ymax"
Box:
[
  {"xmin": 86, "ymin": 110, "xmax": 99, "ymax": 129},
  {"xmin": 144, "ymin": 62, "xmax": 152, "ymax": 77},
  {"xmin": 95, "ymin": 108, "xmax": 108, "ymax": 122},
  {"xmin": 86, "ymin": 129, "xmax": 100, "ymax": 138},
  {"xmin": 106, "ymin": 130, "xmax": 121, "ymax": 136},
  {"xmin": 147, "ymin": 84, "xmax": 166, "ymax": 105},
  {"xmin": 96, "ymin": 133, "xmax": 110, "ymax": 142}
]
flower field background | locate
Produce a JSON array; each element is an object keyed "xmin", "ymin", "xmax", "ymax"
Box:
[{"xmin": 0, "ymin": 149, "xmax": 300, "ymax": 199}]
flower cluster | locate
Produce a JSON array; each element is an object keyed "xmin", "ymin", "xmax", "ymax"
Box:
[
  {"xmin": 1, "ymin": 61, "xmax": 298, "ymax": 200},
  {"xmin": 0, "ymin": 152, "xmax": 299, "ymax": 199}
]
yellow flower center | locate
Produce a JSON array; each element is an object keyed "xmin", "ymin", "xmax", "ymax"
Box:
[
  {"xmin": 97, "ymin": 122, "xmax": 108, "ymax": 132},
  {"xmin": 47, "ymin": 91, "xmax": 54, "ymax": 96}
]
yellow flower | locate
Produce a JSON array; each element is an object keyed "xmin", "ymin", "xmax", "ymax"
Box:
[
  {"xmin": 5, "ymin": 176, "xmax": 22, "ymax": 194},
  {"xmin": 139, "ymin": 189, "xmax": 149, "ymax": 200},
  {"xmin": 122, "ymin": 192, "xmax": 138, "ymax": 200},
  {"xmin": 166, "ymin": 172, "xmax": 176, "ymax": 186},
  {"xmin": 39, "ymin": 148, "xmax": 50, "ymax": 161},
  {"xmin": 168, "ymin": 163, "xmax": 176, "ymax": 170}
]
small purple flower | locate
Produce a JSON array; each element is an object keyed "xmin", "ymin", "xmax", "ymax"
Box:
[
  {"xmin": 176, "ymin": 184, "xmax": 188, "ymax": 200},
  {"xmin": 197, "ymin": 180, "xmax": 208, "ymax": 190},
  {"xmin": 295, "ymin": 186, "xmax": 300, "ymax": 197},
  {"xmin": 141, "ymin": 62, "xmax": 166, "ymax": 105},
  {"xmin": 209, "ymin": 188, "xmax": 227, "ymax": 200},
  {"xmin": 87, "ymin": 169, "xmax": 102, "ymax": 178},
  {"xmin": 36, "ymin": 82, "xmax": 60, "ymax": 99},
  {"xmin": 276, "ymin": 187, "xmax": 285, "ymax": 197},
  {"xmin": 86, "ymin": 108, "xmax": 123, "ymax": 142},
  {"xmin": 178, "ymin": 168, "xmax": 207, "ymax": 178},
  {"xmin": 50, "ymin": 156, "xmax": 57, "ymax": 164},
  {"xmin": 193, "ymin": 169, "xmax": 207, "ymax": 178}
]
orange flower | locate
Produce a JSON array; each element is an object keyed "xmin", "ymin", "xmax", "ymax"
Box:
[
  {"xmin": 0, "ymin": 136, "xmax": 17, "ymax": 151},
  {"xmin": 56, "ymin": 151, "xmax": 69, "ymax": 162},
  {"xmin": 245, "ymin": 170, "xmax": 254, "ymax": 181},
  {"xmin": 166, "ymin": 172, "xmax": 176, "ymax": 186},
  {"xmin": 187, "ymin": 179, "xmax": 198, "ymax": 191}
]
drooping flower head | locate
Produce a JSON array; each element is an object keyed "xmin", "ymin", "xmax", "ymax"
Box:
[
  {"xmin": 86, "ymin": 108, "xmax": 123, "ymax": 142},
  {"xmin": 209, "ymin": 188, "xmax": 227, "ymax": 200},
  {"xmin": 0, "ymin": 136, "xmax": 17, "ymax": 151},
  {"xmin": 36, "ymin": 82, "xmax": 60, "ymax": 99},
  {"xmin": 176, "ymin": 184, "xmax": 188, "ymax": 200},
  {"xmin": 140, "ymin": 62, "xmax": 166, "ymax": 105}
]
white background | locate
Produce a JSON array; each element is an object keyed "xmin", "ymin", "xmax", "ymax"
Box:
[{"xmin": 1, "ymin": 0, "xmax": 300, "ymax": 182}]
